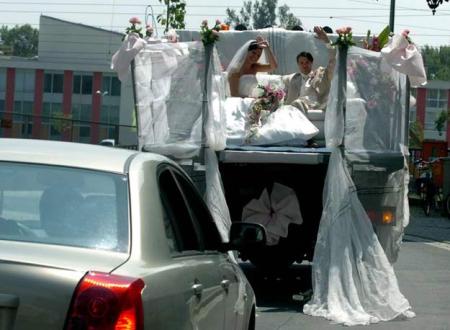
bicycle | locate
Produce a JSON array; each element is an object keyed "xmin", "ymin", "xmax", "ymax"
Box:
[{"xmin": 416, "ymin": 160, "xmax": 445, "ymax": 217}]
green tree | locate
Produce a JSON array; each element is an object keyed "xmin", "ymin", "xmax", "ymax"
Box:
[
  {"xmin": 157, "ymin": 0, "xmax": 186, "ymax": 32},
  {"xmin": 252, "ymin": 0, "xmax": 278, "ymax": 29},
  {"xmin": 225, "ymin": 1, "xmax": 252, "ymax": 27},
  {"xmin": 0, "ymin": 24, "xmax": 38, "ymax": 57},
  {"xmin": 409, "ymin": 120, "xmax": 424, "ymax": 149},
  {"xmin": 225, "ymin": 0, "xmax": 301, "ymax": 30},
  {"xmin": 278, "ymin": 4, "xmax": 302, "ymax": 29},
  {"xmin": 421, "ymin": 45, "xmax": 450, "ymax": 81}
]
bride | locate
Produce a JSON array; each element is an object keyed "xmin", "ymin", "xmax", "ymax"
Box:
[
  {"xmin": 227, "ymin": 36, "xmax": 278, "ymax": 97},
  {"xmin": 225, "ymin": 36, "xmax": 319, "ymax": 146}
]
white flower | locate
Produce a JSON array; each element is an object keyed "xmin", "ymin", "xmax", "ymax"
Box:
[{"xmin": 166, "ymin": 29, "xmax": 179, "ymax": 43}]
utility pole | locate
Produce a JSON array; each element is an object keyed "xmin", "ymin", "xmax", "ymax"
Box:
[{"xmin": 389, "ymin": 0, "xmax": 396, "ymax": 32}]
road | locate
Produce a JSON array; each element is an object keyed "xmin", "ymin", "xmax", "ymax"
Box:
[{"xmin": 242, "ymin": 206, "xmax": 450, "ymax": 330}]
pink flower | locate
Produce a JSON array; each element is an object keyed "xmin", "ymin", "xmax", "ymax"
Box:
[
  {"xmin": 215, "ymin": 19, "xmax": 221, "ymax": 25},
  {"xmin": 201, "ymin": 19, "xmax": 208, "ymax": 27},
  {"xmin": 129, "ymin": 17, "xmax": 141, "ymax": 25},
  {"xmin": 336, "ymin": 26, "xmax": 352, "ymax": 35},
  {"xmin": 401, "ymin": 29, "xmax": 410, "ymax": 37}
]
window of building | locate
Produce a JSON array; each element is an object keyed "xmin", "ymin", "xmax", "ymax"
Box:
[
  {"xmin": 102, "ymin": 76, "xmax": 121, "ymax": 97},
  {"xmin": 101, "ymin": 105, "xmax": 120, "ymax": 125},
  {"xmin": 73, "ymin": 73, "xmax": 93, "ymax": 95},
  {"xmin": 15, "ymin": 70, "xmax": 35, "ymax": 93},
  {"xmin": 426, "ymin": 89, "xmax": 448, "ymax": 109},
  {"xmin": 0, "ymin": 69, "xmax": 6, "ymax": 93},
  {"xmin": 44, "ymin": 73, "xmax": 63, "ymax": 94}
]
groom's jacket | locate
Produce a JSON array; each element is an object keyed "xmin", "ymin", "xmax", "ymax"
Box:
[{"xmin": 283, "ymin": 45, "xmax": 336, "ymax": 112}]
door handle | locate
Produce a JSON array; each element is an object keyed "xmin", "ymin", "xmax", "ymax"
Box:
[
  {"xmin": 192, "ymin": 283, "xmax": 203, "ymax": 297},
  {"xmin": 221, "ymin": 279, "xmax": 230, "ymax": 291}
]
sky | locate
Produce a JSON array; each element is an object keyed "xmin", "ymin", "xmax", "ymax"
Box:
[{"xmin": 1, "ymin": 0, "xmax": 450, "ymax": 47}]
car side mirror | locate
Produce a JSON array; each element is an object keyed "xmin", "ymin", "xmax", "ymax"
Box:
[{"xmin": 226, "ymin": 222, "xmax": 266, "ymax": 251}]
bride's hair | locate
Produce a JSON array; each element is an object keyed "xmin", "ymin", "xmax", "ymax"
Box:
[{"xmin": 247, "ymin": 41, "xmax": 262, "ymax": 51}]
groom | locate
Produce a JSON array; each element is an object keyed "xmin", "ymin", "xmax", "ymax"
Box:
[{"xmin": 283, "ymin": 26, "xmax": 336, "ymax": 113}]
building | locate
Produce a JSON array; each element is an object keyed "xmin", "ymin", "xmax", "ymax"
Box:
[
  {"xmin": 411, "ymin": 80, "xmax": 450, "ymax": 156},
  {"xmin": 0, "ymin": 15, "xmax": 136, "ymax": 145}
]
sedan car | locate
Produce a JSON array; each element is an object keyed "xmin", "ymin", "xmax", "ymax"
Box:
[{"xmin": 0, "ymin": 138, "xmax": 264, "ymax": 330}]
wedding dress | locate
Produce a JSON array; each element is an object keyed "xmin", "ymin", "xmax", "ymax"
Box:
[{"xmin": 225, "ymin": 74, "xmax": 319, "ymax": 146}]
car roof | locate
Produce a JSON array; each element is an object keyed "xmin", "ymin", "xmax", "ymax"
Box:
[{"xmin": 0, "ymin": 138, "xmax": 143, "ymax": 173}]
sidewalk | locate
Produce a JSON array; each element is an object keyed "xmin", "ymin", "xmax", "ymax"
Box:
[{"xmin": 406, "ymin": 203, "xmax": 450, "ymax": 244}]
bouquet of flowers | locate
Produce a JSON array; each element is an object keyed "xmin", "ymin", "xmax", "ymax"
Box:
[
  {"xmin": 332, "ymin": 26, "xmax": 356, "ymax": 50},
  {"xmin": 200, "ymin": 19, "xmax": 229, "ymax": 46},
  {"xmin": 123, "ymin": 17, "xmax": 143, "ymax": 40},
  {"xmin": 246, "ymin": 82, "xmax": 286, "ymax": 143},
  {"xmin": 362, "ymin": 25, "xmax": 390, "ymax": 52}
]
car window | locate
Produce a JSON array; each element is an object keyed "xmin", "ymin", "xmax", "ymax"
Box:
[
  {"xmin": 171, "ymin": 171, "xmax": 222, "ymax": 251},
  {"xmin": 0, "ymin": 162, "xmax": 129, "ymax": 252},
  {"xmin": 158, "ymin": 168, "xmax": 203, "ymax": 253}
]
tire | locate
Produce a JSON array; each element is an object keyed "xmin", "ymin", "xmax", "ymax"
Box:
[{"xmin": 423, "ymin": 199, "xmax": 431, "ymax": 216}]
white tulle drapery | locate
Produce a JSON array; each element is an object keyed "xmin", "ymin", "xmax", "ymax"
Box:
[
  {"xmin": 113, "ymin": 40, "xmax": 231, "ymax": 240},
  {"xmin": 305, "ymin": 44, "xmax": 421, "ymax": 325}
]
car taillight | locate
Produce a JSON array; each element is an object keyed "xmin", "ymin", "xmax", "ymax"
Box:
[{"xmin": 65, "ymin": 272, "xmax": 145, "ymax": 330}]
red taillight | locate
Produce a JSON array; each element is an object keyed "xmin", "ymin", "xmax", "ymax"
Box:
[{"xmin": 65, "ymin": 272, "xmax": 145, "ymax": 330}]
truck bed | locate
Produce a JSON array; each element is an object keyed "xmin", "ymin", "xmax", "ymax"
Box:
[{"xmin": 219, "ymin": 146, "xmax": 331, "ymax": 165}]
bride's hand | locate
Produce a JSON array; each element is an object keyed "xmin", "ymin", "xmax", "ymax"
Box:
[{"xmin": 256, "ymin": 35, "xmax": 269, "ymax": 48}]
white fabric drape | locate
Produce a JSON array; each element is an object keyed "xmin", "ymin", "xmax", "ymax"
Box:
[
  {"xmin": 305, "ymin": 43, "xmax": 418, "ymax": 325},
  {"xmin": 242, "ymin": 183, "xmax": 303, "ymax": 245}
]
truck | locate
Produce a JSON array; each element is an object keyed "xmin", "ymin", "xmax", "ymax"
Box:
[{"xmin": 114, "ymin": 28, "xmax": 425, "ymax": 270}]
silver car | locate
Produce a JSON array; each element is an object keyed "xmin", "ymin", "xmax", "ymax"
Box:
[{"xmin": 0, "ymin": 139, "xmax": 264, "ymax": 330}]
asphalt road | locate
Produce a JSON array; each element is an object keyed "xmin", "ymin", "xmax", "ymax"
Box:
[{"xmin": 243, "ymin": 206, "xmax": 450, "ymax": 330}]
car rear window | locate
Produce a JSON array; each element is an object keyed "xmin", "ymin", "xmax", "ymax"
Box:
[{"xmin": 0, "ymin": 161, "xmax": 129, "ymax": 252}]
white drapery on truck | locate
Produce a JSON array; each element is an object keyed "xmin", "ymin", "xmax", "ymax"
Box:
[{"xmin": 113, "ymin": 30, "xmax": 423, "ymax": 262}]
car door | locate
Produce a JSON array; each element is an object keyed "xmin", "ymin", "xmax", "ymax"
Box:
[
  {"xmin": 170, "ymin": 169, "xmax": 245, "ymax": 330},
  {"xmin": 157, "ymin": 167, "xmax": 226, "ymax": 330}
]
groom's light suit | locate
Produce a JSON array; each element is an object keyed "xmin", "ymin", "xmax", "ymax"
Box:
[{"xmin": 283, "ymin": 45, "xmax": 336, "ymax": 113}]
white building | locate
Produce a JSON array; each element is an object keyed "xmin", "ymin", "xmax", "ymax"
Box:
[{"xmin": 0, "ymin": 15, "xmax": 136, "ymax": 145}]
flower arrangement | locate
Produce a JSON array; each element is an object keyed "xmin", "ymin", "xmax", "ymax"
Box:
[
  {"xmin": 123, "ymin": 17, "xmax": 143, "ymax": 40},
  {"xmin": 246, "ymin": 83, "xmax": 286, "ymax": 143},
  {"xmin": 332, "ymin": 26, "xmax": 356, "ymax": 49},
  {"xmin": 166, "ymin": 29, "xmax": 179, "ymax": 42},
  {"xmin": 200, "ymin": 19, "xmax": 229, "ymax": 46},
  {"xmin": 362, "ymin": 26, "xmax": 390, "ymax": 52}
]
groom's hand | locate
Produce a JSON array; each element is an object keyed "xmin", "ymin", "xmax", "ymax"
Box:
[{"xmin": 314, "ymin": 26, "xmax": 330, "ymax": 44}]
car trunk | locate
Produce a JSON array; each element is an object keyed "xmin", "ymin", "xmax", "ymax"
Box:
[{"xmin": 0, "ymin": 241, "xmax": 129, "ymax": 330}]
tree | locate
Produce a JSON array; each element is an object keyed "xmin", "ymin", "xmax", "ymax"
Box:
[
  {"xmin": 409, "ymin": 121, "xmax": 424, "ymax": 150},
  {"xmin": 252, "ymin": 0, "xmax": 278, "ymax": 29},
  {"xmin": 421, "ymin": 45, "xmax": 450, "ymax": 81},
  {"xmin": 157, "ymin": 0, "xmax": 186, "ymax": 32},
  {"xmin": 225, "ymin": 0, "xmax": 301, "ymax": 30},
  {"xmin": 278, "ymin": 4, "xmax": 302, "ymax": 29},
  {"xmin": 225, "ymin": 1, "xmax": 252, "ymax": 27},
  {"xmin": 0, "ymin": 24, "xmax": 38, "ymax": 57}
]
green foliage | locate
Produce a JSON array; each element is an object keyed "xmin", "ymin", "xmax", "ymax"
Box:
[
  {"xmin": 434, "ymin": 110, "xmax": 449, "ymax": 136},
  {"xmin": 409, "ymin": 120, "xmax": 424, "ymax": 149},
  {"xmin": 0, "ymin": 24, "xmax": 38, "ymax": 57},
  {"xmin": 377, "ymin": 25, "xmax": 391, "ymax": 49},
  {"xmin": 421, "ymin": 45, "xmax": 450, "ymax": 81},
  {"xmin": 225, "ymin": 0, "xmax": 301, "ymax": 30},
  {"xmin": 252, "ymin": 0, "xmax": 277, "ymax": 29},
  {"xmin": 278, "ymin": 4, "xmax": 302, "ymax": 30},
  {"xmin": 157, "ymin": 0, "xmax": 186, "ymax": 32}
]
